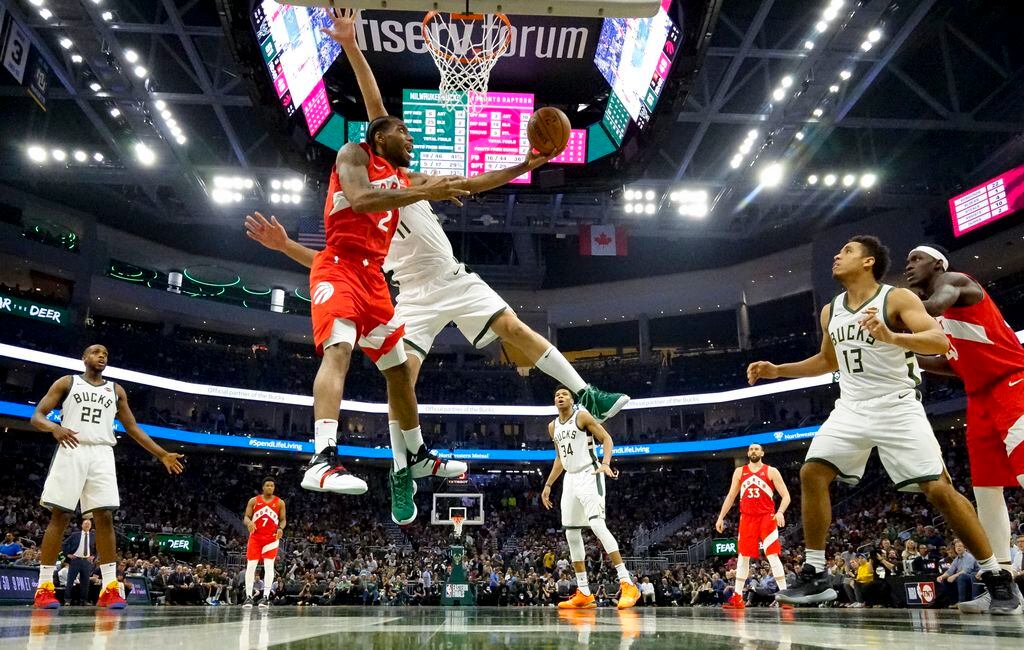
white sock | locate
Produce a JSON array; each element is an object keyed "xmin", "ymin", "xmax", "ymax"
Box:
[
  {"xmin": 263, "ymin": 560, "xmax": 275, "ymax": 598},
  {"xmin": 314, "ymin": 419, "xmax": 338, "ymax": 454},
  {"xmin": 806, "ymin": 549, "xmax": 826, "ymax": 573},
  {"xmin": 534, "ymin": 347, "xmax": 587, "ymax": 394},
  {"xmin": 775, "ymin": 577, "xmax": 788, "ymax": 591},
  {"xmin": 38, "ymin": 565, "xmax": 55, "ymax": 587},
  {"xmin": 615, "ymin": 562, "xmax": 633, "ymax": 585},
  {"xmin": 389, "ymin": 421, "xmax": 408, "ymax": 470},
  {"xmin": 734, "ymin": 579, "xmax": 744, "ymax": 594},
  {"xmin": 245, "ymin": 560, "xmax": 257, "ymax": 598},
  {"xmin": 575, "ymin": 571, "xmax": 590, "ymax": 596},
  {"xmin": 975, "ymin": 487, "xmax": 1012, "ymax": 567},
  {"xmin": 978, "ymin": 555, "xmax": 1000, "ymax": 574},
  {"xmin": 402, "ymin": 426, "xmax": 425, "ymax": 455},
  {"xmin": 100, "ymin": 562, "xmax": 117, "ymax": 587}
]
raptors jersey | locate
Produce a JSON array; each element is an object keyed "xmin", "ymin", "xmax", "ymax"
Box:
[
  {"xmin": 251, "ymin": 496, "xmax": 282, "ymax": 539},
  {"xmin": 938, "ymin": 282, "xmax": 1024, "ymax": 394},
  {"xmin": 738, "ymin": 464, "xmax": 775, "ymax": 515},
  {"xmin": 828, "ymin": 285, "xmax": 921, "ymax": 400},
  {"xmin": 60, "ymin": 375, "xmax": 118, "ymax": 446},
  {"xmin": 553, "ymin": 410, "xmax": 598, "ymax": 474},
  {"xmin": 323, "ymin": 142, "xmax": 409, "ymax": 264}
]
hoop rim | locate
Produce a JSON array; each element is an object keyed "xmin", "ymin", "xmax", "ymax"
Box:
[{"xmin": 422, "ymin": 11, "xmax": 513, "ymax": 65}]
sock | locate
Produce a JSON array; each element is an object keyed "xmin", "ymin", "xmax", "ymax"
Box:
[
  {"xmin": 776, "ymin": 577, "xmax": 788, "ymax": 591},
  {"xmin": 38, "ymin": 565, "xmax": 55, "ymax": 587},
  {"xmin": 263, "ymin": 560, "xmax": 275, "ymax": 598},
  {"xmin": 806, "ymin": 549, "xmax": 826, "ymax": 573},
  {"xmin": 614, "ymin": 562, "xmax": 633, "ymax": 585},
  {"xmin": 314, "ymin": 419, "xmax": 338, "ymax": 454},
  {"xmin": 978, "ymin": 555, "xmax": 1000, "ymax": 574},
  {"xmin": 575, "ymin": 571, "xmax": 590, "ymax": 596},
  {"xmin": 100, "ymin": 562, "xmax": 117, "ymax": 588},
  {"xmin": 975, "ymin": 487, "xmax": 1012, "ymax": 568},
  {"xmin": 245, "ymin": 560, "xmax": 257, "ymax": 598},
  {"xmin": 734, "ymin": 579, "xmax": 744, "ymax": 594},
  {"xmin": 402, "ymin": 426, "xmax": 425, "ymax": 456},
  {"xmin": 534, "ymin": 347, "xmax": 587, "ymax": 394},
  {"xmin": 389, "ymin": 421, "xmax": 408, "ymax": 470}
]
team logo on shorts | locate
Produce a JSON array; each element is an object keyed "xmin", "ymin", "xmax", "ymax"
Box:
[{"xmin": 313, "ymin": 281, "xmax": 334, "ymax": 305}]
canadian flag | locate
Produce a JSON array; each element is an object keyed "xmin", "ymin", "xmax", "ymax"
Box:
[{"xmin": 579, "ymin": 225, "xmax": 628, "ymax": 256}]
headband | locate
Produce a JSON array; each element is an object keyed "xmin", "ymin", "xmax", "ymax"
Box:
[{"xmin": 911, "ymin": 246, "xmax": 949, "ymax": 271}]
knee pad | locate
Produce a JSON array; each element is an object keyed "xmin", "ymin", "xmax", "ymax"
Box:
[
  {"xmin": 588, "ymin": 519, "xmax": 619, "ymax": 556},
  {"xmin": 565, "ymin": 528, "xmax": 586, "ymax": 563},
  {"xmin": 767, "ymin": 553, "xmax": 785, "ymax": 578},
  {"xmin": 736, "ymin": 555, "xmax": 750, "ymax": 580}
]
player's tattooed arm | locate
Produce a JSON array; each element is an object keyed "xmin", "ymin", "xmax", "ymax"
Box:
[
  {"xmin": 243, "ymin": 497, "xmax": 256, "ymax": 533},
  {"xmin": 580, "ymin": 411, "xmax": 619, "ymax": 478},
  {"xmin": 715, "ymin": 467, "xmax": 743, "ymax": 533},
  {"xmin": 541, "ymin": 421, "xmax": 563, "ymax": 510},
  {"xmin": 920, "ymin": 272, "xmax": 983, "ymax": 316},
  {"xmin": 321, "ymin": 8, "xmax": 387, "ymax": 121},
  {"xmin": 449, "ymin": 149, "xmax": 556, "ymax": 195},
  {"xmin": 31, "ymin": 376, "xmax": 78, "ymax": 449},
  {"xmin": 915, "ymin": 354, "xmax": 957, "ymax": 377},
  {"xmin": 747, "ymin": 305, "xmax": 839, "ymax": 384},
  {"xmin": 340, "ymin": 145, "xmax": 468, "ymax": 211},
  {"xmin": 245, "ymin": 212, "xmax": 316, "ymax": 268},
  {"xmin": 114, "ymin": 384, "xmax": 185, "ymax": 474}
]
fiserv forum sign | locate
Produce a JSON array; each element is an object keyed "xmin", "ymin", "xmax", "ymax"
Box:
[{"xmin": 0, "ymin": 293, "xmax": 67, "ymax": 326}]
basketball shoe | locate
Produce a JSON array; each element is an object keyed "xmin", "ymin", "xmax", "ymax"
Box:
[
  {"xmin": 242, "ymin": 596, "xmax": 254, "ymax": 609},
  {"xmin": 559, "ymin": 590, "xmax": 597, "ymax": 609},
  {"xmin": 407, "ymin": 445, "xmax": 468, "ymax": 479},
  {"xmin": 723, "ymin": 592, "xmax": 745, "ymax": 609},
  {"xmin": 33, "ymin": 582, "xmax": 60, "ymax": 609},
  {"xmin": 301, "ymin": 446, "xmax": 368, "ymax": 494},
  {"xmin": 97, "ymin": 581, "xmax": 127, "ymax": 609},
  {"xmin": 576, "ymin": 386, "xmax": 630, "ymax": 423},
  {"xmin": 959, "ymin": 577, "xmax": 1023, "ymax": 615},
  {"xmin": 774, "ymin": 563, "xmax": 837, "ymax": 606},
  {"xmin": 617, "ymin": 581, "xmax": 640, "ymax": 609},
  {"xmin": 389, "ymin": 467, "xmax": 417, "ymax": 525}
]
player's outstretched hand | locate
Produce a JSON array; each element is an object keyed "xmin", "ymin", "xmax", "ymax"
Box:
[
  {"xmin": 858, "ymin": 307, "xmax": 895, "ymax": 344},
  {"xmin": 525, "ymin": 149, "xmax": 556, "ymax": 170},
  {"xmin": 715, "ymin": 518, "xmax": 724, "ymax": 534},
  {"xmin": 51, "ymin": 426, "xmax": 79, "ymax": 449},
  {"xmin": 321, "ymin": 7, "xmax": 360, "ymax": 46},
  {"xmin": 746, "ymin": 361, "xmax": 779, "ymax": 385},
  {"xmin": 541, "ymin": 485, "xmax": 553, "ymax": 510},
  {"xmin": 420, "ymin": 175, "xmax": 472, "ymax": 205},
  {"xmin": 161, "ymin": 452, "xmax": 185, "ymax": 475},
  {"xmin": 245, "ymin": 212, "xmax": 288, "ymax": 251}
]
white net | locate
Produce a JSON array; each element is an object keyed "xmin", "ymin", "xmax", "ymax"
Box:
[{"xmin": 422, "ymin": 12, "xmax": 512, "ymax": 115}]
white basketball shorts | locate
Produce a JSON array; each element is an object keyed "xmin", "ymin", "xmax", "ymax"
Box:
[
  {"xmin": 561, "ymin": 469, "xmax": 607, "ymax": 528},
  {"xmin": 394, "ymin": 266, "xmax": 510, "ymax": 359},
  {"xmin": 806, "ymin": 392, "xmax": 946, "ymax": 493},
  {"xmin": 40, "ymin": 444, "xmax": 120, "ymax": 513}
]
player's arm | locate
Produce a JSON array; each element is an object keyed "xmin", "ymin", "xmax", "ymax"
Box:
[
  {"xmin": 114, "ymin": 384, "xmax": 185, "ymax": 474},
  {"xmin": 244, "ymin": 212, "xmax": 316, "ymax": 269},
  {"xmin": 769, "ymin": 467, "xmax": 791, "ymax": 527},
  {"xmin": 243, "ymin": 497, "xmax": 256, "ymax": 533},
  {"xmin": 337, "ymin": 144, "xmax": 467, "ymax": 212},
  {"xmin": 715, "ymin": 467, "xmax": 743, "ymax": 533},
  {"xmin": 579, "ymin": 411, "xmax": 619, "ymax": 479},
  {"xmin": 747, "ymin": 306, "xmax": 839, "ymax": 384},
  {"xmin": 915, "ymin": 354, "xmax": 958, "ymax": 377},
  {"xmin": 321, "ymin": 8, "xmax": 386, "ymax": 120},
  {"xmin": 277, "ymin": 500, "xmax": 287, "ymax": 539},
  {"xmin": 861, "ymin": 288, "xmax": 950, "ymax": 355},
  {"xmin": 540, "ymin": 422, "xmax": 563, "ymax": 510},
  {"xmin": 414, "ymin": 149, "xmax": 555, "ymax": 195},
  {"xmin": 30, "ymin": 376, "xmax": 78, "ymax": 449},
  {"xmin": 920, "ymin": 272, "xmax": 983, "ymax": 316}
]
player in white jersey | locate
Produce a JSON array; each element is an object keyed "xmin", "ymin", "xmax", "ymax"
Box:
[
  {"xmin": 29, "ymin": 344, "xmax": 185, "ymax": 609},
  {"xmin": 540, "ymin": 387, "xmax": 640, "ymax": 610},
  {"xmin": 748, "ymin": 236, "xmax": 1018, "ymax": 611}
]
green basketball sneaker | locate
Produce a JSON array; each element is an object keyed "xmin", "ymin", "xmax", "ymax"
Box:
[
  {"xmin": 389, "ymin": 467, "xmax": 417, "ymax": 525},
  {"xmin": 576, "ymin": 385, "xmax": 630, "ymax": 423}
]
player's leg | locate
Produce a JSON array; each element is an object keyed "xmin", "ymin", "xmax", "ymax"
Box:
[
  {"xmin": 759, "ymin": 516, "xmax": 787, "ymax": 591},
  {"xmin": 558, "ymin": 475, "xmax": 596, "ymax": 609},
  {"xmin": 90, "ymin": 508, "xmax": 125, "ymax": 608},
  {"xmin": 35, "ymin": 508, "xmax": 71, "ymax": 608},
  {"xmin": 576, "ymin": 472, "xmax": 638, "ymax": 608},
  {"xmin": 243, "ymin": 558, "xmax": 258, "ymax": 607},
  {"xmin": 261, "ymin": 557, "xmax": 275, "ymax": 607},
  {"xmin": 766, "ymin": 555, "xmax": 787, "ymax": 591}
]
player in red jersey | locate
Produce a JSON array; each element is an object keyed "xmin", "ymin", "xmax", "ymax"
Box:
[
  {"xmin": 715, "ymin": 443, "xmax": 792, "ymax": 609},
  {"xmin": 906, "ymin": 245, "xmax": 1024, "ymax": 614},
  {"xmin": 242, "ymin": 477, "xmax": 286, "ymax": 609}
]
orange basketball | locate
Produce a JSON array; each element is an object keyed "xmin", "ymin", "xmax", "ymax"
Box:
[{"xmin": 528, "ymin": 107, "xmax": 571, "ymax": 156}]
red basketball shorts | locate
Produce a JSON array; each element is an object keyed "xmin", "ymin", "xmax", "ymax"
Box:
[
  {"xmin": 246, "ymin": 534, "xmax": 279, "ymax": 561},
  {"xmin": 309, "ymin": 251, "xmax": 404, "ymax": 366},
  {"xmin": 738, "ymin": 514, "xmax": 781, "ymax": 557},
  {"xmin": 965, "ymin": 371, "xmax": 1024, "ymax": 488}
]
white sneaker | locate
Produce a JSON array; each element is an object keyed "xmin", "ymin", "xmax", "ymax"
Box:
[
  {"xmin": 258, "ymin": 599, "xmax": 270, "ymax": 609},
  {"xmin": 407, "ymin": 448, "xmax": 468, "ymax": 479},
  {"xmin": 300, "ymin": 449, "xmax": 368, "ymax": 494},
  {"xmin": 963, "ymin": 583, "xmax": 1024, "ymax": 615}
]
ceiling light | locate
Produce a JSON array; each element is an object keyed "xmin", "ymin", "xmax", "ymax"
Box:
[
  {"xmin": 39, "ymin": 8, "xmax": 52, "ymax": 20},
  {"xmin": 812, "ymin": 108, "xmax": 824, "ymax": 118},
  {"xmin": 51, "ymin": 149, "xmax": 67, "ymax": 162},
  {"xmin": 772, "ymin": 87, "xmax": 786, "ymax": 101},
  {"xmin": 289, "ymin": 179, "xmax": 303, "ymax": 191},
  {"xmin": 747, "ymin": 129, "xmax": 759, "ymax": 140},
  {"xmin": 644, "ymin": 190, "xmax": 656, "ymax": 201},
  {"xmin": 644, "ymin": 203, "xmax": 657, "ymax": 215},
  {"xmin": 829, "ymin": 84, "xmax": 840, "ymax": 93},
  {"xmin": 134, "ymin": 142, "xmax": 156, "ymax": 166},
  {"xmin": 868, "ymin": 28, "xmax": 882, "ymax": 43},
  {"xmin": 73, "ymin": 150, "xmax": 87, "ymax": 162},
  {"xmin": 90, "ymin": 0, "xmax": 102, "ymax": 4},
  {"xmin": 155, "ymin": 100, "xmax": 167, "ymax": 110},
  {"xmin": 211, "ymin": 189, "xmax": 235, "ymax": 204},
  {"xmin": 759, "ymin": 162, "xmax": 784, "ymax": 188},
  {"xmin": 730, "ymin": 156, "xmax": 742, "ymax": 169},
  {"xmin": 281, "ymin": 194, "xmax": 292, "ymax": 204},
  {"xmin": 739, "ymin": 141, "xmax": 752, "ymax": 155},
  {"xmin": 291, "ymin": 194, "xmax": 302, "ymax": 204},
  {"xmin": 102, "ymin": 11, "xmax": 113, "ymax": 21},
  {"xmin": 860, "ymin": 173, "xmax": 877, "ymax": 188},
  {"xmin": 830, "ymin": 0, "xmax": 845, "ymax": 7},
  {"xmin": 270, "ymin": 193, "xmax": 281, "ymax": 204},
  {"xmin": 109, "ymin": 107, "xmax": 121, "ymax": 118},
  {"xmin": 803, "ymin": 40, "xmax": 814, "ymax": 50},
  {"xmin": 780, "ymin": 76, "xmax": 793, "ymax": 89},
  {"xmin": 860, "ymin": 41, "xmax": 873, "ymax": 52},
  {"xmin": 133, "ymin": 66, "xmax": 147, "ymax": 78},
  {"xmin": 27, "ymin": 145, "xmax": 47, "ymax": 163},
  {"xmin": 271, "ymin": 180, "xmax": 282, "ymax": 190},
  {"xmin": 244, "ymin": 179, "xmax": 254, "ymax": 189},
  {"xmin": 213, "ymin": 176, "xmax": 230, "ymax": 188},
  {"xmin": 823, "ymin": 7, "xmax": 838, "ymax": 21},
  {"xmin": 795, "ymin": 131, "xmax": 805, "ymax": 141},
  {"xmin": 29, "ymin": 0, "xmax": 44, "ymax": 6},
  {"xmin": 823, "ymin": 174, "xmax": 837, "ymax": 187},
  {"xmin": 59, "ymin": 38, "xmax": 73, "ymax": 50},
  {"xmin": 166, "ymin": 118, "xmax": 177, "ymax": 129},
  {"xmin": 807, "ymin": 174, "xmax": 818, "ymax": 185},
  {"xmin": 89, "ymin": 82, "xmax": 102, "ymax": 92},
  {"xmin": 842, "ymin": 174, "xmax": 856, "ymax": 187},
  {"xmin": 71, "ymin": 54, "xmax": 83, "ymax": 64},
  {"xmin": 161, "ymin": 110, "xmax": 172, "ymax": 121},
  {"xmin": 175, "ymin": 135, "xmax": 187, "ymax": 145},
  {"xmin": 623, "ymin": 189, "xmax": 635, "ymax": 201},
  {"xmin": 93, "ymin": 152, "xmax": 104, "ymax": 162},
  {"xmin": 815, "ymin": 21, "xmax": 828, "ymax": 33},
  {"xmin": 840, "ymin": 69, "xmax": 852, "ymax": 80}
]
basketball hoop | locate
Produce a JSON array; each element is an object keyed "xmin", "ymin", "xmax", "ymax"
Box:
[
  {"xmin": 451, "ymin": 514, "xmax": 465, "ymax": 538},
  {"xmin": 422, "ymin": 11, "xmax": 512, "ymax": 115}
]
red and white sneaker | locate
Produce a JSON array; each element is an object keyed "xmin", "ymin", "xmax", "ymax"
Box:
[
  {"xmin": 300, "ymin": 448, "xmax": 368, "ymax": 494},
  {"xmin": 408, "ymin": 447, "xmax": 468, "ymax": 479},
  {"xmin": 33, "ymin": 581, "xmax": 60, "ymax": 610},
  {"xmin": 97, "ymin": 581, "xmax": 126, "ymax": 609},
  {"xmin": 723, "ymin": 592, "xmax": 746, "ymax": 609}
]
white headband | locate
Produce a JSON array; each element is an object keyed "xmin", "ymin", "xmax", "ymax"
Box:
[{"xmin": 911, "ymin": 246, "xmax": 949, "ymax": 271}]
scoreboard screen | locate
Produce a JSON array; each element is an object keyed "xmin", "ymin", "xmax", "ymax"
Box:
[
  {"xmin": 949, "ymin": 164, "xmax": 1024, "ymax": 237},
  {"xmin": 467, "ymin": 92, "xmax": 534, "ymax": 184},
  {"xmin": 402, "ymin": 89, "xmax": 469, "ymax": 177},
  {"xmin": 551, "ymin": 130, "xmax": 588, "ymax": 164}
]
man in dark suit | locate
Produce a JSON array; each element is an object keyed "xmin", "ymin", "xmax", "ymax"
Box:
[{"xmin": 62, "ymin": 519, "xmax": 96, "ymax": 605}]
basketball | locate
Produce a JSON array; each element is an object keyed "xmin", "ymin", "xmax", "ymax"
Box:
[{"xmin": 528, "ymin": 107, "xmax": 571, "ymax": 156}]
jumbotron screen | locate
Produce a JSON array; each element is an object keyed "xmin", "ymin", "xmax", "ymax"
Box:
[{"xmin": 949, "ymin": 164, "xmax": 1024, "ymax": 237}]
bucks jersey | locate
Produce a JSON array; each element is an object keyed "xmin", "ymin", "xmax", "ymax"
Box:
[
  {"xmin": 553, "ymin": 409, "xmax": 599, "ymax": 473},
  {"xmin": 60, "ymin": 375, "xmax": 118, "ymax": 446},
  {"xmin": 828, "ymin": 285, "xmax": 920, "ymax": 400},
  {"xmin": 384, "ymin": 200, "xmax": 460, "ymax": 288}
]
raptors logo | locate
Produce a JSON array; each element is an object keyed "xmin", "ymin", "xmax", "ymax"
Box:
[{"xmin": 313, "ymin": 281, "xmax": 334, "ymax": 305}]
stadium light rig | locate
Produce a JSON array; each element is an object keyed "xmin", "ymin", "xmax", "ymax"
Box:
[
  {"xmin": 269, "ymin": 178, "xmax": 304, "ymax": 204},
  {"xmin": 669, "ymin": 189, "xmax": 710, "ymax": 219},
  {"xmin": 622, "ymin": 187, "xmax": 659, "ymax": 215}
]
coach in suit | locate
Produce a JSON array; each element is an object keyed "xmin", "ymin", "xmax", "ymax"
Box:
[{"xmin": 62, "ymin": 519, "xmax": 96, "ymax": 605}]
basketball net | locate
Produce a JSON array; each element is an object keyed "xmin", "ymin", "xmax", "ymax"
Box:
[
  {"xmin": 451, "ymin": 515, "xmax": 465, "ymax": 538},
  {"xmin": 422, "ymin": 12, "xmax": 512, "ymax": 115}
]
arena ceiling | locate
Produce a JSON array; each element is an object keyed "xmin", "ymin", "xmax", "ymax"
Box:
[{"xmin": 1, "ymin": 0, "xmax": 1022, "ymax": 284}]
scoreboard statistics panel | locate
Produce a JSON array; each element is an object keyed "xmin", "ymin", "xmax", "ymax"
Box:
[
  {"xmin": 467, "ymin": 92, "xmax": 534, "ymax": 185},
  {"xmin": 402, "ymin": 89, "xmax": 469, "ymax": 177},
  {"xmin": 949, "ymin": 164, "xmax": 1024, "ymax": 237}
]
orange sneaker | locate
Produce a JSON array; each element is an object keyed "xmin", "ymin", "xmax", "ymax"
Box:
[
  {"xmin": 96, "ymin": 581, "xmax": 126, "ymax": 609},
  {"xmin": 33, "ymin": 582, "xmax": 60, "ymax": 610},
  {"xmin": 558, "ymin": 589, "xmax": 597, "ymax": 609},
  {"xmin": 617, "ymin": 581, "xmax": 640, "ymax": 610},
  {"xmin": 723, "ymin": 592, "xmax": 745, "ymax": 609}
]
